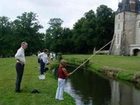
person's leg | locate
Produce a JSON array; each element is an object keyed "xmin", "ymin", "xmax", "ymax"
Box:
[
  {"xmin": 15, "ymin": 63, "xmax": 24, "ymax": 92},
  {"xmin": 40, "ymin": 60, "xmax": 45, "ymax": 75},
  {"xmin": 55, "ymin": 78, "xmax": 65, "ymax": 100},
  {"xmin": 55, "ymin": 79, "xmax": 60, "ymax": 99},
  {"xmin": 58, "ymin": 79, "xmax": 65, "ymax": 100},
  {"xmin": 39, "ymin": 60, "xmax": 45, "ymax": 79}
]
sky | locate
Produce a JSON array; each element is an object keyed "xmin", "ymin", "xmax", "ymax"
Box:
[{"xmin": 0, "ymin": 0, "xmax": 119, "ymax": 32}]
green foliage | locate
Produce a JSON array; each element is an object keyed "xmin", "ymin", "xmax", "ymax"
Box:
[
  {"xmin": 72, "ymin": 5, "xmax": 114, "ymax": 53},
  {"xmin": 48, "ymin": 18, "xmax": 63, "ymax": 28},
  {"xmin": 45, "ymin": 18, "xmax": 63, "ymax": 52},
  {"xmin": 45, "ymin": 5, "xmax": 115, "ymax": 54},
  {"xmin": 0, "ymin": 16, "xmax": 14, "ymax": 57},
  {"xmin": 117, "ymin": 70, "xmax": 134, "ymax": 81},
  {"xmin": 45, "ymin": 18, "xmax": 74, "ymax": 53},
  {"xmin": 13, "ymin": 12, "xmax": 44, "ymax": 55},
  {"xmin": 0, "ymin": 12, "xmax": 44, "ymax": 57},
  {"xmin": 96, "ymin": 5, "xmax": 115, "ymax": 49}
]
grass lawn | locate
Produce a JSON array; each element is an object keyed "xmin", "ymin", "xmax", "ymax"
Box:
[
  {"xmin": 63, "ymin": 54, "xmax": 140, "ymax": 81},
  {"xmin": 0, "ymin": 56, "xmax": 75, "ymax": 105},
  {"xmin": 1, "ymin": 54, "xmax": 140, "ymax": 105}
]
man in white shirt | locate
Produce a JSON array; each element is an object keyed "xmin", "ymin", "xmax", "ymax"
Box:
[
  {"xmin": 38, "ymin": 49, "xmax": 49, "ymax": 80},
  {"xmin": 15, "ymin": 42, "xmax": 28, "ymax": 92}
]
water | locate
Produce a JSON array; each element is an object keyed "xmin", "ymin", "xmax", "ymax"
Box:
[{"xmin": 64, "ymin": 69, "xmax": 140, "ymax": 105}]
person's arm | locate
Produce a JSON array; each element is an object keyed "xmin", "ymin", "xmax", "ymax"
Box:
[
  {"xmin": 62, "ymin": 68, "xmax": 71, "ymax": 77},
  {"xmin": 38, "ymin": 53, "xmax": 43, "ymax": 58}
]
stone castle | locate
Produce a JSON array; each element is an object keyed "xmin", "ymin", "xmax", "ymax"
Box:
[{"xmin": 110, "ymin": 0, "xmax": 140, "ymax": 56}]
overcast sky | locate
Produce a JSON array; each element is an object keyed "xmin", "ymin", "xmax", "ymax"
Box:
[{"xmin": 0, "ymin": 0, "xmax": 119, "ymax": 32}]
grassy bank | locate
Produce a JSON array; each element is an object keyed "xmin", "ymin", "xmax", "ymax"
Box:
[
  {"xmin": 0, "ymin": 56, "xmax": 75, "ymax": 105},
  {"xmin": 63, "ymin": 54, "xmax": 140, "ymax": 83}
]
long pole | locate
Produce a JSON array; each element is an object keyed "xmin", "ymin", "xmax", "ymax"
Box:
[{"xmin": 70, "ymin": 39, "xmax": 114, "ymax": 75}]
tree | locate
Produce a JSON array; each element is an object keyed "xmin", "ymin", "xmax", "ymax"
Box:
[
  {"xmin": 45, "ymin": 18, "xmax": 74, "ymax": 53},
  {"xmin": 96, "ymin": 5, "xmax": 115, "ymax": 49},
  {"xmin": 72, "ymin": 10, "xmax": 97, "ymax": 53},
  {"xmin": 48, "ymin": 18, "xmax": 63, "ymax": 28},
  {"xmin": 45, "ymin": 18, "xmax": 63, "ymax": 52},
  {"xmin": 71, "ymin": 5, "xmax": 114, "ymax": 53},
  {"xmin": 0, "ymin": 16, "xmax": 14, "ymax": 57},
  {"xmin": 59, "ymin": 28, "xmax": 73, "ymax": 53},
  {"xmin": 13, "ymin": 12, "xmax": 44, "ymax": 55}
]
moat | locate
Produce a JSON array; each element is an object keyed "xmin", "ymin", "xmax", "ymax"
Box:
[{"xmin": 64, "ymin": 69, "xmax": 140, "ymax": 105}]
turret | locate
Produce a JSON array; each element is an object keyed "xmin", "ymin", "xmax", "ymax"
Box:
[
  {"xmin": 129, "ymin": 0, "xmax": 136, "ymax": 11},
  {"xmin": 117, "ymin": 0, "xmax": 140, "ymax": 13}
]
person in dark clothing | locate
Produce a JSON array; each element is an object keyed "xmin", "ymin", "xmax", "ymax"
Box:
[{"xmin": 38, "ymin": 49, "xmax": 49, "ymax": 80}]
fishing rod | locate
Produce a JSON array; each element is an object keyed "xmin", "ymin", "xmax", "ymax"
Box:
[{"xmin": 70, "ymin": 39, "xmax": 114, "ymax": 75}]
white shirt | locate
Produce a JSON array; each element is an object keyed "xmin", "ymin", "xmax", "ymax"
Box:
[
  {"xmin": 50, "ymin": 52, "xmax": 53, "ymax": 59},
  {"xmin": 38, "ymin": 52, "xmax": 49, "ymax": 64},
  {"xmin": 15, "ymin": 47, "xmax": 26, "ymax": 64}
]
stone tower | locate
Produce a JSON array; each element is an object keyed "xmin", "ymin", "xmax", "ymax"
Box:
[{"xmin": 110, "ymin": 0, "xmax": 140, "ymax": 55}]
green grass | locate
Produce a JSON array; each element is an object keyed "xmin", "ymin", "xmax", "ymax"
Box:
[
  {"xmin": 0, "ymin": 56, "xmax": 75, "ymax": 105},
  {"xmin": 1, "ymin": 54, "xmax": 140, "ymax": 104},
  {"xmin": 63, "ymin": 54, "xmax": 140, "ymax": 81}
]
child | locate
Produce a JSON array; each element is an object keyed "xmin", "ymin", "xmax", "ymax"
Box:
[{"xmin": 55, "ymin": 59, "xmax": 71, "ymax": 100}]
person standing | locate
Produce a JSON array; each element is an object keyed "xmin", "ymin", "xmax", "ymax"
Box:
[
  {"xmin": 15, "ymin": 42, "xmax": 28, "ymax": 92},
  {"xmin": 38, "ymin": 49, "xmax": 49, "ymax": 80},
  {"xmin": 55, "ymin": 59, "xmax": 71, "ymax": 100}
]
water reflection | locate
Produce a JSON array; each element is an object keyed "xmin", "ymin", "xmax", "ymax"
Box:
[
  {"xmin": 64, "ymin": 69, "xmax": 140, "ymax": 105},
  {"xmin": 65, "ymin": 69, "xmax": 111, "ymax": 105},
  {"xmin": 110, "ymin": 80, "xmax": 140, "ymax": 105},
  {"xmin": 65, "ymin": 79, "xmax": 93, "ymax": 105}
]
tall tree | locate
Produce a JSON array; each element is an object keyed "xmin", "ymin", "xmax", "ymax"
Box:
[
  {"xmin": 73, "ymin": 10, "xmax": 97, "ymax": 53},
  {"xmin": 96, "ymin": 5, "xmax": 115, "ymax": 49},
  {"xmin": 60, "ymin": 28, "xmax": 73, "ymax": 53},
  {"xmin": 45, "ymin": 18, "xmax": 74, "ymax": 53},
  {"xmin": 45, "ymin": 18, "xmax": 64, "ymax": 52},
  {"xmin": 0, "ymin": 16, "xmax": 13, "ymax": 57},
  {"xmin": 13, "ymin": 12, "xmax": 43, "ymax": 55}
]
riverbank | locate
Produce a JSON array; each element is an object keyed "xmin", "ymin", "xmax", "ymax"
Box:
[
  {"xmin": 0, "ymin": 56, "xmax": 75, "ymax": 105},
  {"xmin": 63, "ymin": 54, "xmax": 140, "ymax": 87}
]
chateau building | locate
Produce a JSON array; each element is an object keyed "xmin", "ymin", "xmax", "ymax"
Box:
[{"xmin": 110, "ymin": 0, "xmax": 140, "ymax": 55}]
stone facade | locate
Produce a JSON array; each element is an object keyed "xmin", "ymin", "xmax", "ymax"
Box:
[{"xmin": 110, "ymin": 0, "xmax": 140, "ymax": 55}]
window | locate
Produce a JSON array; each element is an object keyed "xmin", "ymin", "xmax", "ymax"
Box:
[
  {"xmin": 118, "ymin": 24, "xmax": 120, "ymax": 29},
  {"xmin": 118, "ymin": 15, "xmax": 120, "ymax": 19},
  {"xmin": 117, "ymin": 34, "xmax": 120, "ymax": 44}
]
